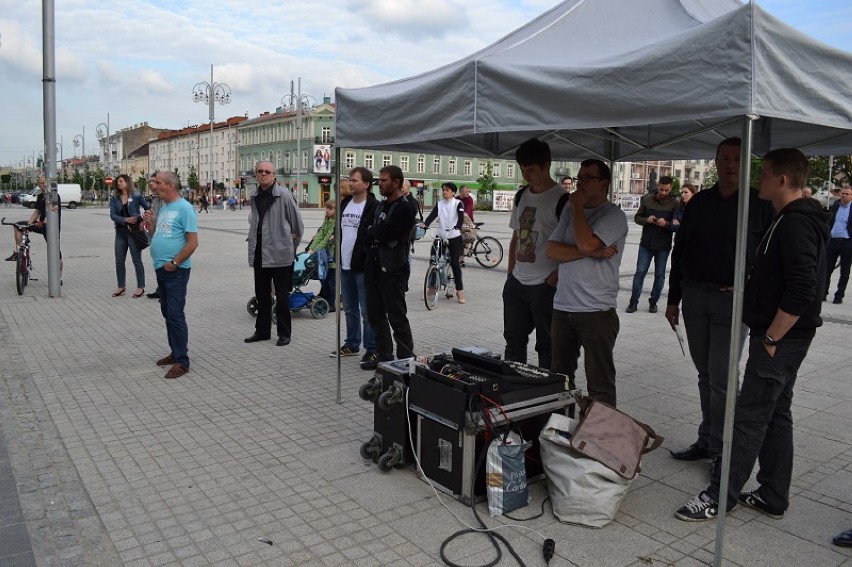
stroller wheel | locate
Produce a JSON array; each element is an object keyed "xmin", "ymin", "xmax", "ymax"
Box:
[
  {"xmin": 310, "ymin": 297, "xmax": 330, "ymax": 319},
  {"xmin": 246, "ymin": 297, "xmax": 258, "ymax": 317}
]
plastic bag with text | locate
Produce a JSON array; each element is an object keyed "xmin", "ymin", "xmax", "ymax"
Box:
[{"xmin": 486, "ymin": 430, "xmax": 532, "ymax": 517}]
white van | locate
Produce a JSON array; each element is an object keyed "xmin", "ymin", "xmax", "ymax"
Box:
[{"xmin": 21, "ymin": 184, "xmax": 84, "ymax": 209}]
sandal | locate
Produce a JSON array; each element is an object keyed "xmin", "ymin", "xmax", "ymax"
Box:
[
  {"xmin": 112, "ymin": 288, "xmax": 126, "ymax": 297},
  {"xmin": 132, "ymin": 288, "xmax": 145, "ymax": 298}
]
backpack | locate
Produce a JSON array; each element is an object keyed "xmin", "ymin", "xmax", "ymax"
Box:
[{"xmin": 513, "ymin": 185, "xmax": 570, "ymax": 219}]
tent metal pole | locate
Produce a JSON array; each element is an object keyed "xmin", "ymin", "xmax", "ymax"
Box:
[
  {"xmin": 335, "ymin": 146, "xmax": 343, "ymax": 403},
  {"xmin": 712, "ymin": 115, "xmax": 755, "ymax": 567}
]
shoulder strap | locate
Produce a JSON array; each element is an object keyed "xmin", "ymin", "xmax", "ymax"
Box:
[
  {"xmin": 555, "ymin": 192, "xmax": 570, "ymax": 220},
  {"xmin": 513, "ymin": 186, "xmax": 527, "ymax": 208}
]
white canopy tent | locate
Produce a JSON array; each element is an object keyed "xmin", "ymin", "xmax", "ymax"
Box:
[{"xmin": 332, "ymin": 1, "xmax": 852, "ymax": 563}]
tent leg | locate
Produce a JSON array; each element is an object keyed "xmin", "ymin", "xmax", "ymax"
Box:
[
  {"xmin": 712, "ymin": 115, "xmax": 755, "ymax": 567},
  {"xmin": 335, "ymin": 147, "xmax": 343, "ymax": 404}
]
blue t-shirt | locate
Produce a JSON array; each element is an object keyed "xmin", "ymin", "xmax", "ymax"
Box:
[{"xmin": 150, "ymin": 198, "xmax": 198, "ymax": 269}]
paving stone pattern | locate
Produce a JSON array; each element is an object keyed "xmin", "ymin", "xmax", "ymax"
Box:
[{"xmin": 0, "ymin": 204, "xmax": 849, "ymax": 566}]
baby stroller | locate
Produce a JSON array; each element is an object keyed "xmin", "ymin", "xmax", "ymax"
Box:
[{"xmin": 246, "ymin": 252, "xmax": 330, "ymax": 320}]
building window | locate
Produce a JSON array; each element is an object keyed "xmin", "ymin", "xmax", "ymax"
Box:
[
  {"xmin": 493, "ymin": 162, "xmax": 501, "ymax": 178},
  {"xmin": 432, "ymin": 155, "xmax": 441, "ymax": 174},
  {"xmin": 479, "ymin": 162, "xmax": 486, "ymax": 176},
  {"xmin": 321, "ymin": 126, "xmax": 331, "ymax": 143},
  {"xmin": 400, "ymin": 155, "xmax": 409, "ymax": 173},
  {"xmin": 448, "ymin": 158, "xmax": 457, "ymax": 175},
  {"xmin": 365, "ymin": 153, "xmax": 374, "ymax": 170},
  {"xmin": 464, "ymin": 160, "xmax": 472, "ymax": 176},
  {"xmin": 675, "ymin": 169, "xmax": 682, "ymax": 178},
  {"xmin": 383, "ymin": 154, "xmax": 392, "ymax": 167},
  {"xmin": 345, "ymin": 152, "xmax": 355, "ymax": 169},
  {"xmin": 417, "ymin": 154, "xmax": 425, "ymax": 174},
  {"xmin": 506, "ymin": 163, "xmax": 515, "ymax": 178}
]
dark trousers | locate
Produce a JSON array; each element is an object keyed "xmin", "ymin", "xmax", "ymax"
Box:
[
  {"xmin": 502, "ymin": 273, "xmax": 556, "ymax": 369},
  {"xmin": 681, "ymin": 279, "xmax": 747, "ymax": 457},
  {"xmin": 431, "ymin": 236, "xmax": 465, "ymax": 290},
  {"xmin": 826, "ymin": 238, "xmax": 852, "ymax": 299},
  {"xmin": 551, "ymin": 309, "xmax": 619, "ymax": 407},
  {"xmin": 629, "ymin": 245, "xmax": 670, "ymax": 304},
  {"xmin": 320, "ymin": 267, "xmax": 336, "ymax": 308},
  {"xmin": 254, "ymin": 265, "xmax": 293, "ymax": 339},
  {"xmin": 365, "ymin": 264, "xmax": 414, "ymax": 361},
  {"xmin": 156, "ymin": 267, "xmax": 191, "ymax": 367},
  {"xmin": 708, "ymin": 336, "xmax": 811, "ymax": 511}
]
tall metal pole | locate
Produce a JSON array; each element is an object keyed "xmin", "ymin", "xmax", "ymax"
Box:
[
  {"xmin": 296, "ymin": 77, "xmax": 302, "ymax": 203},
  {"xmin": 209, "ymin": 64, "xmax": 214, "ymax": 195},
  {"xmin": 43, "ymin": 0, "xmax": 61, "ymax": 297}
]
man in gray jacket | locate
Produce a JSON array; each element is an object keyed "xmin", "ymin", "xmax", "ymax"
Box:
[{"xmin": 245, "ymin": 161, "xmax": 304, "ymax": 346}]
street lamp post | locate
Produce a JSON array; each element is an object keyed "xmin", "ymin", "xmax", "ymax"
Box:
[
  {"xmin": 280, "ymin": 77, "xmax": 317, "ymax": 205},
  {"xmin": 73, "ymin": 127, "xmax": 85, "ymax": 158},
  {"xmin": 56, "ymin": 141, "xmax": 63, "ymax": 181},
  {"xmin": 96, "ymin": 113, "xmax": 110, "ymax": 177},
  {"xmin": 192, "ymin": 64, "xmax": 231, "ymax": 195}
]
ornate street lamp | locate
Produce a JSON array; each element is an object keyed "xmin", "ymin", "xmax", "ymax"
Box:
[
  {"xmin": 280, "ymin": 77, "xmax": 317, "ymax": 204},
  {"xmin": 192, "ymin": 65, "xmax": 231, "ymax": 192},
  {"xmin": 73, "ymin": 127, "xmax": 85, "ymax": 158},
  {"xmin": 96, "ymin": 114, "xmax": 111, "ymax": 176}
]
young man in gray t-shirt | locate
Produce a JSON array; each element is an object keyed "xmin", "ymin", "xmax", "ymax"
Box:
[
  {"xmin": 503, "ymin": 138, "xmax": 567, "ymax": 369},
  {"xmin": 546, "ymin": 159, "xmax": 628, "ymax": 406}
]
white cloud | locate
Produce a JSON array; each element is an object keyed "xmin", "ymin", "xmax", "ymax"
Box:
[{"xmin": 346, "ymin": 0, "xmax": 470, "ymax": 38}]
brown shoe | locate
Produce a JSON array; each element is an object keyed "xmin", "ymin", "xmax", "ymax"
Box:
[
  {"xmin": 156, "ymin": 355, "xmax": 175, "ymax": 366},
  {"xmin": 164, "ymin": 364, "xmax": 189, "ymax": 379}
]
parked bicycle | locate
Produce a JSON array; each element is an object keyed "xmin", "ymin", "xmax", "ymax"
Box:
[
  {"xmin": 1, "ymin": 217, "xmax": 38, "ymax": 295},
  {"xmin": 461, "ymin": 222, "xmax": 504, "ymax": 268},
  {"xmin": 423, "ymin": 231, "xmax": 456, "ymax": 310}
]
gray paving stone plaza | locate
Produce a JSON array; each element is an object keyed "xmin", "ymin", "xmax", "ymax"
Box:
[{"xmin": 0, "ymin": 203, "xmax": 850, "ymax": 566}]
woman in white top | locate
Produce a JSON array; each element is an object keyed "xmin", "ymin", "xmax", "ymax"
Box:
[{"xmin": 422, "ymin": 182, "xmax": 466, "ymax": 303}]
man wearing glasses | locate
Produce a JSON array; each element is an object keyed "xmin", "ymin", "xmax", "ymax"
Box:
[
  {"xmin": 245, "ymin": 161, "xmax": 304, "ymax": 346},
  {"xmin": 546, "ymin": 159, "xmax": 628, "ymax": 406}
]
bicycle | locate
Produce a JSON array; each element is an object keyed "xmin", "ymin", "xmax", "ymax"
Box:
[
  {"xmin": 461, "ymin": 222, "xmax": 504, "ymax": 268},
  {"xmin": 423, "ymin": 231, "xmax": 456, "ymax": 310},
  {"xmin": 1, "ymin": 217, "xmax": 38, "ymax": 295}
]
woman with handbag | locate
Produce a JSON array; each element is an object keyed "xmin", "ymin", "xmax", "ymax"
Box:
[{"xmin": 109, "ymin": 174, "xmax": 150, "ymax": 298}]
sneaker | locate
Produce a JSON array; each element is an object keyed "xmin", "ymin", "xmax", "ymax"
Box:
[
  {"xmin": 329, "ymin": 345, "xmax": 359, "ymax": 358},
  {"xmin": 738, "ymin": 490, "xmax": 784, "ymax": 519},
  {"xmin": 625, "ymin": 301, "xmax": 638, "ymax": 313},
  {"xmin": 5, "ymin": 252, "xmax": 17, "ymax": 261},
  {"xmin": 360, "ymin": 352, "xmax": 379, "ymax": 370},
  {"xmin": 676, "ymin": 491, "xmax": 718, "ymax": 522},
  {"xmin": 649, "ymin": 301, "xmax": 658, "ymax": 313}
]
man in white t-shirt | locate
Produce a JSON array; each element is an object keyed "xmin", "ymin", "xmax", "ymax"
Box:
[
  {"xmin": 547, "ymin": 159, "xmax": 628, "ymax": 406},
  {"xmin": 503, "ymin": 138, "xmax": 568, "ymax": 369},
  {"xmin": 331, "ymin": 167, "xmax": 380, "ymax": 369}
]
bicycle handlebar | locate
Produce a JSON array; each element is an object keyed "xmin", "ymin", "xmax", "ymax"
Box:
[{"xmin": 0, "ymin": 217, "xmax": 38, "ymax": 230}]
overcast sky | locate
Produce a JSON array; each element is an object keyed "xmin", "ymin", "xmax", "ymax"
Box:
[{"xmin": 2, "ymin": 0, "xmax": 851, "ymax": 167}]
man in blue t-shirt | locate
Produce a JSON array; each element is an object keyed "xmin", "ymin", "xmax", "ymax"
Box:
[{"xmin": 143, "ymin": 171, "xmax": 198, "ymax": 379}]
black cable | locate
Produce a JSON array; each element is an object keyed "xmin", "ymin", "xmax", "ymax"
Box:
[
  {"xmin": 503, "ymin": 497, "xmax": 551, "ymax": 522},
  {"xmin": 439, "ymin": 407, "xmax": 526, "ymax": 567}
]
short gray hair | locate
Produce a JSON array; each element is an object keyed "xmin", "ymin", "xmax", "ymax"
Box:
[{"xmin": 158, "ymin": 171, "xmax": 178, "ymax": 189}]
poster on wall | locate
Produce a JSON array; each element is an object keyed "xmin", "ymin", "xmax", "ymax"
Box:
[
  {"xmin": 313, "ymin": 145, "xmax": 332, "ymax": 174},
  {"xmin": 493, "ymin": 190, "xmax": 516, "ymax": 211}
]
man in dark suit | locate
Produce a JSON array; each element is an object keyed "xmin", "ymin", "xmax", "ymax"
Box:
[{"xmin": 825, "ymin": 186, "xmax": 852, "ymax": 304}]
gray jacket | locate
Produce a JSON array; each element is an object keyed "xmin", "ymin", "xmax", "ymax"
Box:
[{"xmin": 247, "ymin": 185, "xmax": 304, "ymax": 268}]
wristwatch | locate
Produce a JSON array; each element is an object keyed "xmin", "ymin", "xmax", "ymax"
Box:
[
  {"xmin": 762, "ymin": 334, "xmax": 777, "ymax": 346},
  {"xmin": 169, "ymin": 260, "xmax": 178, "ymax": 267}
]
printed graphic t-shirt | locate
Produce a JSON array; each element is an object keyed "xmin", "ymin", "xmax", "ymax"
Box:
[
  {"xmin": 340, "ymin": 199, "xmax": 366, "ymax": 270},
  {"xmin": 509, "ymin": 183, "xmax": 565, "ymax": 285}
]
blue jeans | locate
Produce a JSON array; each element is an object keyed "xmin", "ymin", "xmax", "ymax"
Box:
[
  {"xmin": 708, "ymin": 336, "xmax": 811, "ymax": 511},
  {"xmin": 115, "ymin": 227, "xmax": 145, "ymax": 288},
  {"xmin": 340, "ymin": 269, "xmax": 375, "ymax": 352},
  {"xmin": 681, "ymin": 279, "xmax": 747, "ymax": 457},
  {"xmin": 156, "ymin": 267, "xmax": 191, "ymax": 367},
  {"xmin": 630, "ymin": 245, "xmax": 670, "ymax": 304}
]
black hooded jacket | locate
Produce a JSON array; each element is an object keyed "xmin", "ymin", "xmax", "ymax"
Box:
[{"xmin": 743, "ymin": 197, "xmax": 830, "ymax": 339}]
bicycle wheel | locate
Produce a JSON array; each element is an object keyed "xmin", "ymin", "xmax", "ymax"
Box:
[
  {"xmin": 424, "ymin": 265, "xmax": 440, "ymax": 310},
  {"xmin": 473, "ymin": 236, "xmax": 504, "ymax": 268},
  {"xmin": 15, "ymin": 252, "xmax": 26, "ymax": 295}
]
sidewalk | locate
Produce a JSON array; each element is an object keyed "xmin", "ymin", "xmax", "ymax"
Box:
[{"xmin": 0, "ymin": 205, "xmax": 849, "ymax": 566}]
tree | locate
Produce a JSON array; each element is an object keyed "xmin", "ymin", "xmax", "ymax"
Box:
[
  {"xmin": 475, "ymin": 161, "xmax": 497, "ymax": 211},
  {"xmin": 808, "ymin": 155, "xmax": 852, "ymax": 191},
  {"xmin": 188, "ymin": 165, "xmax": 200, "ymax": 192},
  {"xmin": 136, "ymin": 176, "xmax": 148, "ymax": 193}
]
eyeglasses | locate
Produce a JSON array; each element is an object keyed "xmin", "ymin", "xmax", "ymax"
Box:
[
  {"xmin": 256, "ymin": 170, "xmax": 274, "ymax": 175},
  {"xmin": 573, "ymin": 176, "xmax": 606, "ymax": 183}
]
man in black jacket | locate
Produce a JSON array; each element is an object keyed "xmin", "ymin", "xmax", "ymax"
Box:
[
  {"xmin": 676, "ymin": 147, "xmax": 829, "ymax": 521},
  {"xmin": 665, "ymin": 138, "xmax": 774, "ymax": 473},
  {"xmin": 825, "ymin": 186, "xmax": 852, "ymax": 304},
  {"xmin": 332, "ymin": 167, "xmax": 379, "ymax": 369},
  {"xmin": 364, "ymin": 165, "xmax": 416, "ymax": 368}
]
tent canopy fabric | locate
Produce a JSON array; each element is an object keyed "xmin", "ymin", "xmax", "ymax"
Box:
[{"xmin": 334, "ymin": 0, "xmax": 852, "ymax": 160}]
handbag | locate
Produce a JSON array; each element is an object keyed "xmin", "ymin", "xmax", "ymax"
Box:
[
  {"xmin": 569, "ymin": 397, "xmax": 663, "ymax": 479},
  {"xmin": 539, "ymin": 413, "xmax": 630, "ymax": 527},
  {"xmin": 127, "ymin": 221, "xmax": 150, "ymax": 251}
]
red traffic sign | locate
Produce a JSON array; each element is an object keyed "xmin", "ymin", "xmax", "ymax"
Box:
[{"xmin": 105, "ymin": 176, "xmax": 114, "ymax": 186}]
